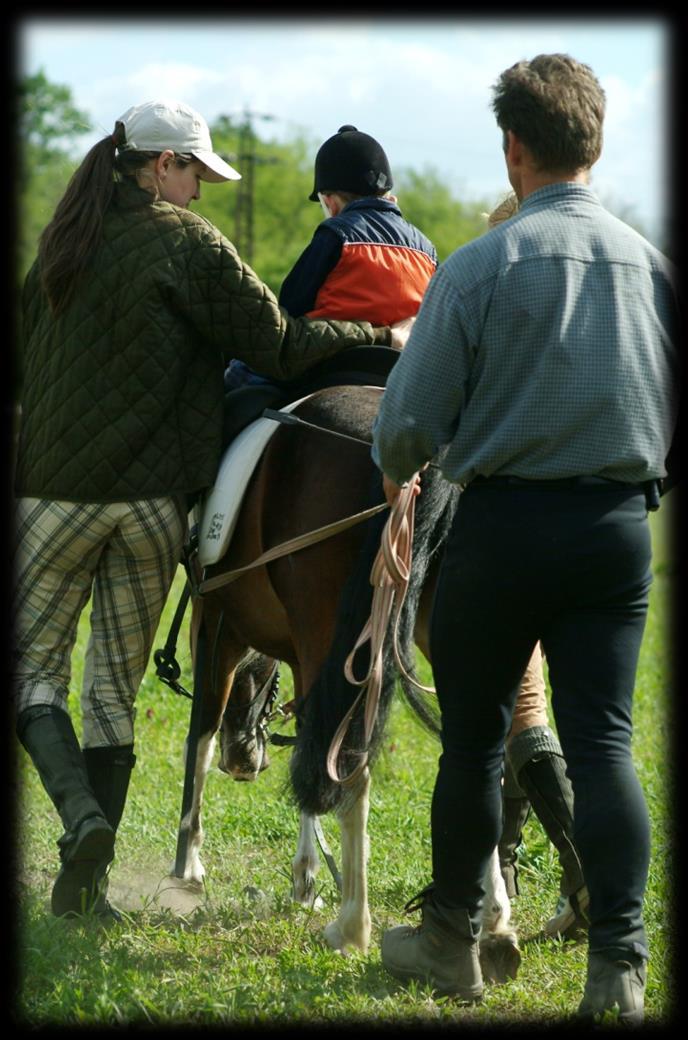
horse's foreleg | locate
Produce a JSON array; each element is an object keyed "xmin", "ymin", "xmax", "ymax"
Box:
[
  {"xmin": 323, "ymin": 767, "xmax": 371, "ymax": 954},
  {"xmin": 478, "ymin": 846, "xmax": 521, "ymax": 983},
  {"xmin": 177, "ymin": 728, "xmax": 217, "ymax": 884},
  {"xmin": 291, "ymin": 813, "xmax": 323, "ymax": 910},
  {"xmin": 173, "ymin": 598, "xmax": 240, "ymax": 884}
]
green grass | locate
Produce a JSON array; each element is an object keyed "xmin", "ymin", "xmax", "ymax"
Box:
[{"xmin": 13, "ymin": 499, "xmax": 677, "ymax": 1026}]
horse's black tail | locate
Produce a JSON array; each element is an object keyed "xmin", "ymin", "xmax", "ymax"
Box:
[{"xmin": 289, "ymin": 465, "xmax": 458, "ymax": 816}]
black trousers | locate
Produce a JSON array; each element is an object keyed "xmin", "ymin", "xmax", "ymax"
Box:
[{"xmin": 429, "ymin": 480, "xmax": 653, "ymax": 959}]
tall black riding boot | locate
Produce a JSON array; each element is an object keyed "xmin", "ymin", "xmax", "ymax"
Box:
[
  {"xmin": 507, "ymin": 725, "xmax": 589, "ymax": 939},
  {"xmin": 82, "ymin": 744, "xmax": 137, "ymax": 920},
  {"xmin": 17, "ymin": 705, "xmax": 115, "ymax": 917},
  {"xmin": 498, "ymin": 756, "xmax": 531, "ymax": 899},
  {"xmin": 82, "ymin": 745, "xmax": 136, "ymax": 833}
]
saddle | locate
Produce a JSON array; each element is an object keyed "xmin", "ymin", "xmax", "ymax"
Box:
[
  {"xmin": 221, "ymin": 345, "xmax": 400, "ymax": 447},
  {"xmin": 196, "ymin": 346, "xmax": 400, "ymax": 568}
]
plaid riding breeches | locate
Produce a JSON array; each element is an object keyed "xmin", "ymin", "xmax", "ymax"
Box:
[{"xmin": 12, "ymin": 496, "xmax": 187, "ymax": 748}]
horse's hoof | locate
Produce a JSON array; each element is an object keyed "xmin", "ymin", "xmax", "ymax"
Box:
[
  {"xmin": 479, "ymin": 932, "xmax": 521, "ymax": 984},
  {"xmin": 292, "ymin": 876, "xmax": 323, "ymax": 911},
  {"xmin": 323, "ymin": 920, "xmax": 369, "ymax": 955},
  {"xmin": 323, "ymin": 921, "xmax": 347, "ymax": 952},
  {"xmin": 166, "ymin": 861, "xmax": 205, "ymax": 886}
]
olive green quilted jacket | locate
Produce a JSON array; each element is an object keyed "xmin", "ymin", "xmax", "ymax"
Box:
[{"xmin": 16, "ymin": 180, "xmax": 390, "ymax": 502}]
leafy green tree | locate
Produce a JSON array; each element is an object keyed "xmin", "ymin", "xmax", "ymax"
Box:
[
  {"xmin": 194, "ymin": 115, "xmax": 321, "ymax": 296},
  {"xmin": 18, "ymin": 68, "xmax": 92, "ymax": 169},
  {"xmin": 17, "ymin": 70, "xmax": 92, "ymax": 282},
  {"xmin": 394, "ymin": 166, "xmax": 492, "ymax": 261},
  {"xmin": 15, "ymin": 72, "xmax": 93, "ymax": 401}
]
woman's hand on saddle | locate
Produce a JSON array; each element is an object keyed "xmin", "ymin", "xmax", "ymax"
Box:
[
  {"xmin": 389, "ymin": 315, "xmax": 416, "ymax": 350},
  {"xmin": 383, "ymin": 471, "xmax": 423, "ymax": 508}
]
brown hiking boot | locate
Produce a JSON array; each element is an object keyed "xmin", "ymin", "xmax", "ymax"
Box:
[
  {"xmin": 578, "ymin": 951, "xmax": 646, "ymax": 1025},
  {"xmin": 381, "ymin": 885, "xmax": 483, "ymax": 1001}
]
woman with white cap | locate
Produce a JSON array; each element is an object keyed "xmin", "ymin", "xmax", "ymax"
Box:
[{"xmin": 13, "ymin": 99, "xmax": 397, "ymax": 921}]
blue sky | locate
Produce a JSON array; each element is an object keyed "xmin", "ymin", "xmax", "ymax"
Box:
[{"xmin": 18, "ymin": 15, "xmax": 672, "ymax": 245}]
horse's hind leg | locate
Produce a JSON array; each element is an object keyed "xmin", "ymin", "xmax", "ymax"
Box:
[
  {"xmin": 323, "ymin": 767, "xmax": 372, "ymax": 954},
  {"xmin": 478, "ymin": 846, "xmax": 521, "ymax": 983}
]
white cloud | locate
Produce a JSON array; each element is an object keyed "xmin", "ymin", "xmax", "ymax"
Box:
[
  {"xmin": 126, "ymin": 62, "xmax": 225, "ymax": 98},
  {"xmin": 20, "ymin": 19, "xmax": 669, "ymax": 243}
]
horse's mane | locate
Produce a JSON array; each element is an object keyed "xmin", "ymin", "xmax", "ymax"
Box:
[{"xmin": 290, "ymin": 425, "xmax": 458, "ymax": 817}]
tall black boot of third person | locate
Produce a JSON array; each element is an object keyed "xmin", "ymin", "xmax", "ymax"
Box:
[
  {"xmin": 17, "ymin": 705, "xmax": 115, "ymax": 918},
  {"xmin": 498, "ymin": 756, "xmax": 532, "ymax": 899},
  {"xmin": 507, "ymin": 724, "xmax": 589, "ymax": 938},
  {"xmin": 82, "ymin": 744, "xmax": 136, "ymax": 836}
]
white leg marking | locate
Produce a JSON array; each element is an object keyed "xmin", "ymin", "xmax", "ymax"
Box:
[
  {"xmin": 481, "ymin": 846, "xmax": 512, "ymax": 935},
  {"xmin": 176, "ymin": 732, "xmax": 216, "ymax": 884},
  {"xmin": 292, "ymin": 813, "xmax": 323, "ymax": 909},
  {"xmin": 323, "ymin": 768, "xmax": 371, "ymax": 954},
  {"xmin": 478, "ymin": 846, "xmax": 521, "ymax": 984}
]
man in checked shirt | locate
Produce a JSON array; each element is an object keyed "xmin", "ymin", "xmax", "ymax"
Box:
[{"xmin": 373, "ymin": 54, "xmax": 679, "ymax": 1023}]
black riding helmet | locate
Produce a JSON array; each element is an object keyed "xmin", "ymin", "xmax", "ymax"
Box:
[{"xmin": 308, "ymin": 125, "xmax": 393, "ymax": 201}]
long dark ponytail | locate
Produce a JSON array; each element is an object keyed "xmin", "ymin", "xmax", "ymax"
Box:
[
  {"xmin": 37, "ymin": 122, "xmax": 167, "ymax": 316},
  {"xmin": 37, "ymin": 128, "xmax": 120, "ymax": 316}
]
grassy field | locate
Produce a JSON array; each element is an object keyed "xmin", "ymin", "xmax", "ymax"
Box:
[{"xmin": 13, "ymin": 495, "xmax": 677, "ymax": 1027}]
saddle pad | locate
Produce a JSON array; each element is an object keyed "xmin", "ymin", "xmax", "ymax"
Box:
[{"xmin": 197, "ymin": 395, "xmax": 313, "ymax": 567}]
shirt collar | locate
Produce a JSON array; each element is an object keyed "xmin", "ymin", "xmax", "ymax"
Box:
[{"xmin": 519, "ymin": 181, "xmax": 602, "ymax": 211}]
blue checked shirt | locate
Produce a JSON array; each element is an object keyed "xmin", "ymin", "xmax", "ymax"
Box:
[{"xmin": 372, "ymin": 183, "xmax": 679, "ymax": 487}]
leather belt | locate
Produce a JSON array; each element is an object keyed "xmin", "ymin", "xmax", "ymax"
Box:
[
  {"xmin": 468, "ymin": 474, "xmax": 661, "ymax": 510},
  {"xmin": 470, "ymin": 475, "xmax": 635, "ymax": 489}
]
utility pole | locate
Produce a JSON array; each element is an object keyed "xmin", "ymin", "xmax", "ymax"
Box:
[{"xmin": 233, "ymin": 108, "xmax": 280, "ymax": 265}]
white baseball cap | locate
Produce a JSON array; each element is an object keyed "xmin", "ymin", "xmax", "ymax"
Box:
[{"xmin": 115, "ymin": 99, "xmax": 241, "ymax": 183}]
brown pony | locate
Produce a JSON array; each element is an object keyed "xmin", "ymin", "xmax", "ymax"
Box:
[{"xmin": 172, "ymin": 366, "xmax": 520, "ymax": 981}]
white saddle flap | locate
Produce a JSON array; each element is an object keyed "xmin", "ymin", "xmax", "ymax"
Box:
[{"xmin": 197, "ymin": 395, "xmax": 313, "ymax": 567}]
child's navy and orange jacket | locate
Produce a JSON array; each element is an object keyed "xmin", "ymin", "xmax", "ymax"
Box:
[
  {"xmin": 225, "ymin": 196, "xmax": 437, "ymax": 388},
  {"xmin": 280, "ymin": 196, "xmax": 437, "ymax": 323}
]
